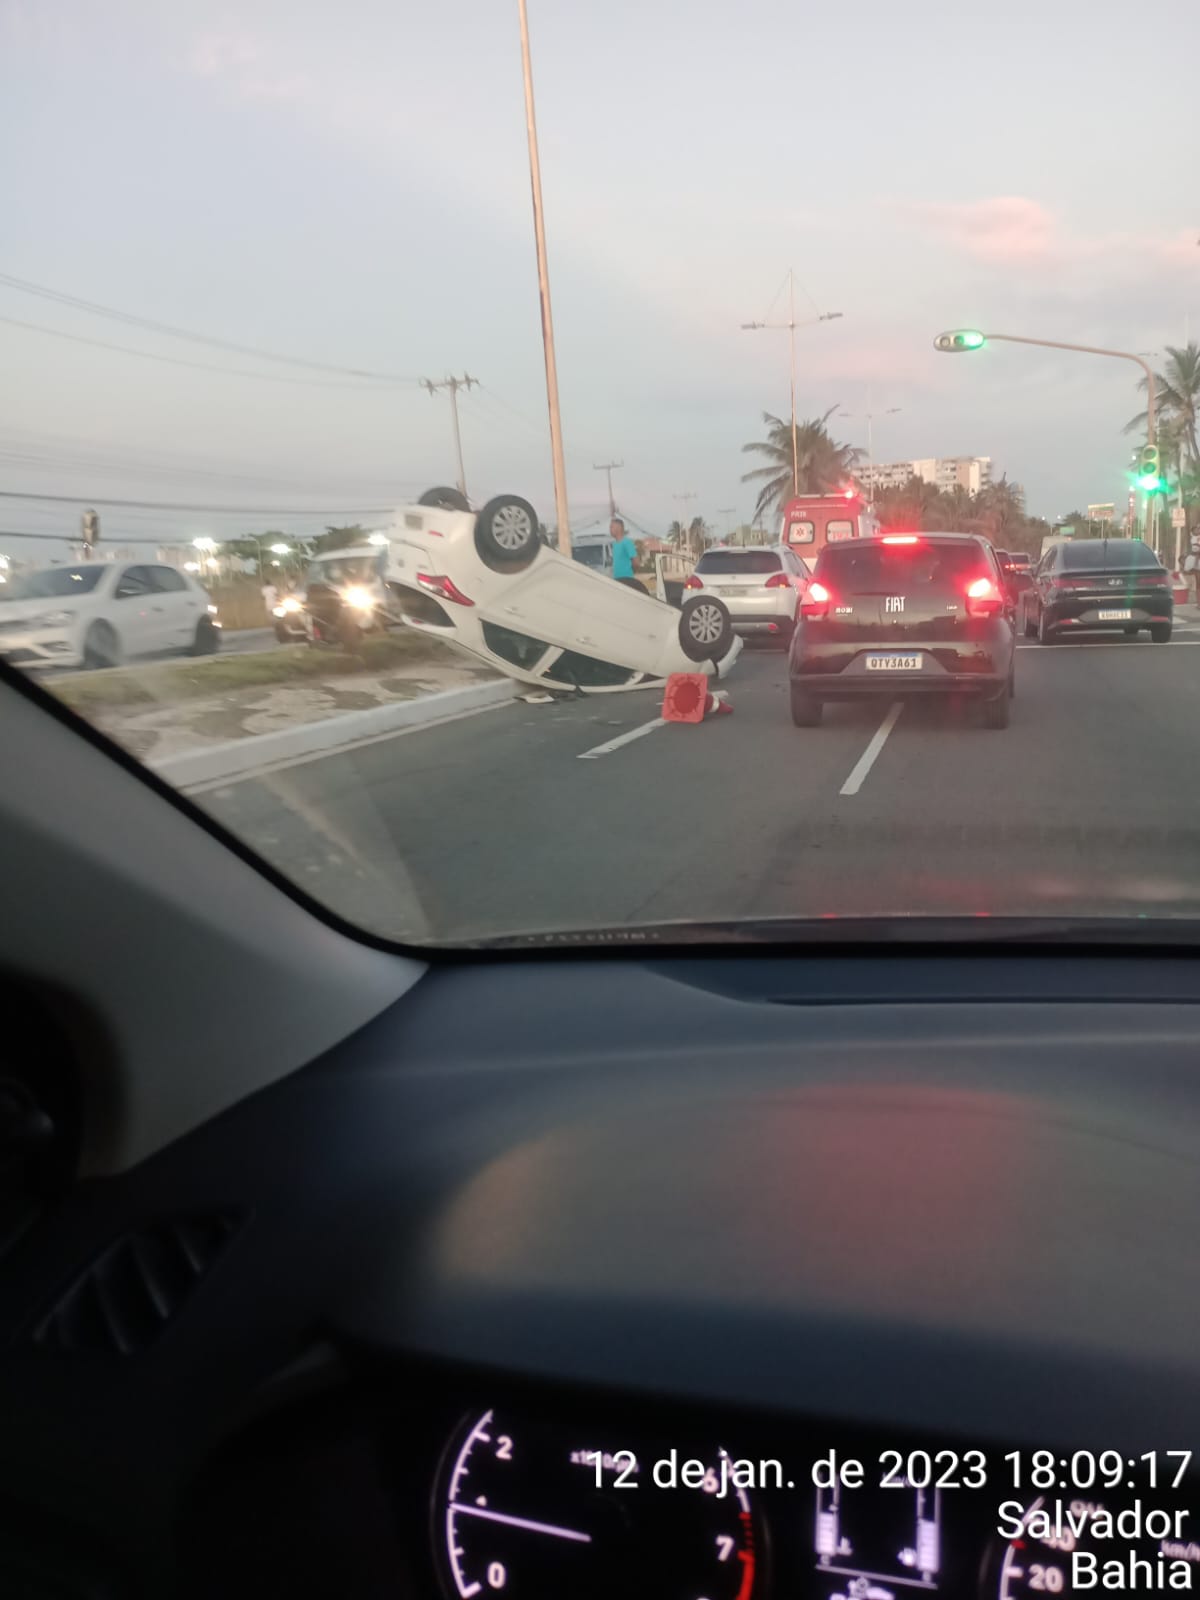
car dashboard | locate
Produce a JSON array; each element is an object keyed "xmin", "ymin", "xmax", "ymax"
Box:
[{"xmin": 2, "ymin": 950, "xmax": 1200, "ymax": 1599}]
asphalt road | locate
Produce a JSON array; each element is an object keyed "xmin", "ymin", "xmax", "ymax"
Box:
[{"xmin": 194, "ymin": 622, "xmax": 1200, "ymax": 943}]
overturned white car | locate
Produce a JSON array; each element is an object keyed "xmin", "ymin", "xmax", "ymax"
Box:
[{"xmin": 304, "ymin": 488, "xmax": 742, "ymax": 693}]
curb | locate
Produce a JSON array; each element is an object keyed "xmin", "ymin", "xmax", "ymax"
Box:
[{"xmin": 150, "ymin": 678, "xmax": 517, "ymax": 789}]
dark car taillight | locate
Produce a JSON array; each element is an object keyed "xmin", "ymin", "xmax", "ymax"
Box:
[
  {"xmin": 801, "ymin": 580, "xmax": 833, "ymax": 618},
  {"xmin": 684, "ymin": 574, "xmax": 704, "ymax": 590},
  {"xmin": 965, "ymin": 576, "xmax": 1005, "ymax": 617},
  {"xmin": 1143, "ymin": 571, "xmax": 1170, "ymax": 587},
  {"xmin": 764, "ymin": 572, "xmax": 791, "ymax": 588}
]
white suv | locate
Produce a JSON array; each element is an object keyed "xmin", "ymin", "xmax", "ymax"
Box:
[
  {"xmin": 685, "ymin": 545, "xmax": 811, "ymax": 645},
  {"xmin": 0, "ymin": 560, "xmax": 220, "ymax": 670}
]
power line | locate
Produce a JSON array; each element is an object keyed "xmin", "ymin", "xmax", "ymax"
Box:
[
  {"xmin": 0, "ymin": 312, "xmax": 403, "ymax": 389},
  {"xmin": 0, "ymin": 489, "xmax": 396, "ymax": 514},
  {"xmin": 0, "ymin": 270, "xmax": 418, "ymax": 383}
]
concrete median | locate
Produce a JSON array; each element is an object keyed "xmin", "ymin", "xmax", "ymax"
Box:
[{"xmin": 151, "ymin": 677, "xmax": 519, "ymax": 790}]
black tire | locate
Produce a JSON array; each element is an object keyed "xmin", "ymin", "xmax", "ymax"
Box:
[
  {"xmin": 474, "ymin": 494, "xmax": 541, "ymax": 573},
  {"xmin": 274, "ymin": 621, "xmax": 292, "ymax": 644},
  {"xmin": 1150, "ymin": 621, "xmax": 1173, "ymax": 643},
  {"xmin": 982, "ymin": 683, "xmax": 1011, "ymax": 729},
  {"xmin": 1037, "ymin": 607, "xmax": 1056, "ymax": 645},
  {"xmin": 190, "ymin": 617, "xmax": 220, "ymax": 656},
  {"xmin": 418, "ymin": 486, "xmax": 471, "ymax": 512},
  {"xmin": 82, "ymin": 620, "xmax": 119, "ymax": 670},
  {"xmin": 678, "ymin": 595, "xmax": 734, "ymax": 663},
  {"xmin": 789, "ymin": 683, "xmax": 822, "ymax": 727},
  {"xmin": 1022, "ymin": 599, "xmax": 1037, "ymax": 639}
]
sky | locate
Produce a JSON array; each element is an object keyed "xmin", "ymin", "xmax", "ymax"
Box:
[{"xmin": 1, "ymin": 0, "xmax": 1196, "ymax": 563}]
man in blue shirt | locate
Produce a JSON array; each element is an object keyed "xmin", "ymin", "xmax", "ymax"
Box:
[{"xmin": 610, "ymin": 517, "xmax": 642, "ymax": 589}]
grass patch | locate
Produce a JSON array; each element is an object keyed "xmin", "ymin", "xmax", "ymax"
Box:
[{"xmin": 50, "ymin": 631, "xmax": 464, "ymax": 713}]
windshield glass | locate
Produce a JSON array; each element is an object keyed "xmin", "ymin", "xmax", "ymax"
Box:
[
  {"xmin": 1063, "ymin": 541, "xmax": 1162, "ymax": 570},
  {"xmin": 3, "ymin": 1, "xmax": 1198, "ymax": 948},
  {"xmin": 818, "ymin": 542, "xmax": 986, "ymax": 592},
  {"xmin": 3, "ymin": 566, "xmax": 106, "ymax": 600},
  {"xmin": 696, "ymin": 550, "xmax": 782, "ymax": 575}
]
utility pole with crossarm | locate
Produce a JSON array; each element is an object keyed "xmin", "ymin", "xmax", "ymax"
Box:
[
  {"xmin": 421, "ymin": 374, "xmax": 477, "ymax": 500},
  {"xmin": 594, "ymin": 460, "xmax": 623, "ymax": 517}
]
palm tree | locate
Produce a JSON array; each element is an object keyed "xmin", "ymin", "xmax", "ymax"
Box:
[
  {"xmin": 740, "ymin": 408, "xmax": 860, "ymax": 521},
  {"xmin": 873, "ymin": 474, "xmax": 943, "ymax": 530},
  {"xmin": 1125, "ymin": 342, "xmax": 1200, "ymax": 470}
]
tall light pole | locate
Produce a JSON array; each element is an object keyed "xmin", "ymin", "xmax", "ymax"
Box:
[
  {"xmin": 718, "ymin": 506, "xmax": 736, "ymax": 541},
  {"xmin": 421, "ymin": 374, "xmax": 477, "ymax": 499},
  {"xmin": 742, "ymin": 273, "xmax": 843, "ymax": 496},
  {"xmin": 594, "ymin": 459, "xmax": 623, "ymax": 516},
  {"xmin": 517, "ymin": 0, "xmax": 571, "ymax": 554}
]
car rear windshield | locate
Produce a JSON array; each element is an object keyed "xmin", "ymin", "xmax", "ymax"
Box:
[
  {"xmin": 1062, "ymin": 541, "xmax": 1161, "ymax": 570},
  {"xmin": 2, "ymin": 566, "xmax": 106, "ymax": 600},
  {"xmin": 817, "ymin": 541, "xmax": 986, "ymax": 593},
  {"xmin": 695, "ymin": 550, "xmax": 782, "ymax": 575}
]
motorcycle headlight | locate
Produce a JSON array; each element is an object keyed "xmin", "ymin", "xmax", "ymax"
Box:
[
  {"xmin": 343, "ymin": 585, "xmax": 374, "ymax": 612},
  {"xmin": 281, "ymin": 596, "xmax": 302, "ymax": 614}
]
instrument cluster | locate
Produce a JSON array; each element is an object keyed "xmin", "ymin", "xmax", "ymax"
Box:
[{"xmin": 408, "ymin": 1393, "xmax": 1197, "ymax": 1600}]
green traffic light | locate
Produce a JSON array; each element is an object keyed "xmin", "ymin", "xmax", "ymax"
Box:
[{"xmin": 933, "ymin": 329, "xmax": 987, "ymax": 353}]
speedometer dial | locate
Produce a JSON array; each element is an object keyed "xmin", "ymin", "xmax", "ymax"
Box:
[{"xmin": 437, "ymin": 1409, "xmax": 760, "ymax": 1600}]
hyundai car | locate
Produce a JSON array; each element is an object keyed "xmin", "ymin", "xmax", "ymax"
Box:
[{"xmin": 1020, "ymin": 537, "xmax": 1172, "ymax": 644}]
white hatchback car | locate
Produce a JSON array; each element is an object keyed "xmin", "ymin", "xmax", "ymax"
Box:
[
  {"xmin": 304, "ymin": 488, "xmax": 743, "ymax": 693},
  {"xmin": 685, "ymin": 544, "xmax": 811, "ymax": 644},
  {"xmin": 0, "ymin": 560, "xmax": 220, "ymax": 670}
]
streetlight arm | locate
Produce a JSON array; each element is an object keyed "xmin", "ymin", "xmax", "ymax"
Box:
[{"xmin": 984, "ymin": 333, "xmax": 1156, "ymax": 443}]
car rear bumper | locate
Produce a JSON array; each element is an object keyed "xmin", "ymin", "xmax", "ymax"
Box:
[
  {"xmin": 1043, "ymin": 599, "xmax": 1172, "ymax": 631},
  {"xmin": 791, "ymin": 637, "xmax": 1011, "ymax": 697},
  {"xmin": 728, "ymin": 613, "xmax": 792, "ymax": 636}
]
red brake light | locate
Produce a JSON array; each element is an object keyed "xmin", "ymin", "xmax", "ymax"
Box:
[
  {"xmin": 801, "ymin": 580, "xmax": 832, "ymax": 618},
  {"xmin": 764, "ymin": 572, "xmax": 791, "ymax": 588},
  {"xmin": 882, "ymin": 535, "xmax": 919, "ymax": 545},
  {"xmin": 965, "ymin": 575, "xmax": 1004, "ymax": 617},
  {"xmin": 1144, "ymin": 571, "xmax": 1170, "ymax": 587},
  {"xmin": 417, "ymin": 572, "xmax": 475, "ymax": 607},
  {"xmin": 843, "ymin": 489, "xmax": 855, "ymax": 499},
  {"xmin": 684, "ymin": 574, "xmax": 704, "ymax": 590}
]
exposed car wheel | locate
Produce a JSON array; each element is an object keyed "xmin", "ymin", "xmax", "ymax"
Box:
[
  {"xmin": 1150, "ymin": 621, "xmax": 1173, "ymax": 643},
  {"xmin": 418, "ymin": 486, "xmax": 472, "ymax": 512},
  {"xmin": 1022, "ymin": 600, "xmax": 1037, "ymax": 639},
  {"xmin": 82, "ymin": 620, "xmax": 120, "ymax": 670},
  {"xmin": 982, "ymin": 683, "xmax": 1011, "ymax": 729},
  {"xmin": 474, "ymin": 494, "xmax": 541, "ymax": 573},
  {"xmin": 1037, "ymin": 608, "xmax": 1056, "ymax": 645},
  {"xmin": 789, "ymin": 684, "xmax": 822, "ymax": 727},
  {"xmin": 190, "ymin": 617, "xmax": 220, "ymax": 656},
  {"xmin": 678, "ymin": 596, "xmax": 734, "ymax": 663}
]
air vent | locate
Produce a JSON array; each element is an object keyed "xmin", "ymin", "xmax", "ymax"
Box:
[{"xmin": 29, "ymin": 1211, "xmax": 246, "ymax": 1355}]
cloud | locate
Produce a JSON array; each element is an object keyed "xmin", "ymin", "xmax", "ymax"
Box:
[
  {"xmin": 906, "ymin": 197, "xmax": 1061, "ymax": 265},
  {"xmin": 188, "ymin": 32, "xmax": 311, "ymax": 103},
  {"xmin": 902, "ymin": 196, "xmax": 1199, "ymax": 288}
]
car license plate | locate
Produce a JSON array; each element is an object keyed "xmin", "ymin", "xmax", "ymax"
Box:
[
  {"xmin": 1098, "ymin": 609, "xmax": 1131, "ymax": 620},
  {"xmin": 717, "ymin": 586, "xmax": 746, "ymax": 597},
  {"xmin": 865, "ymin": 653, "xmax": 922, "ymax": 671}
]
